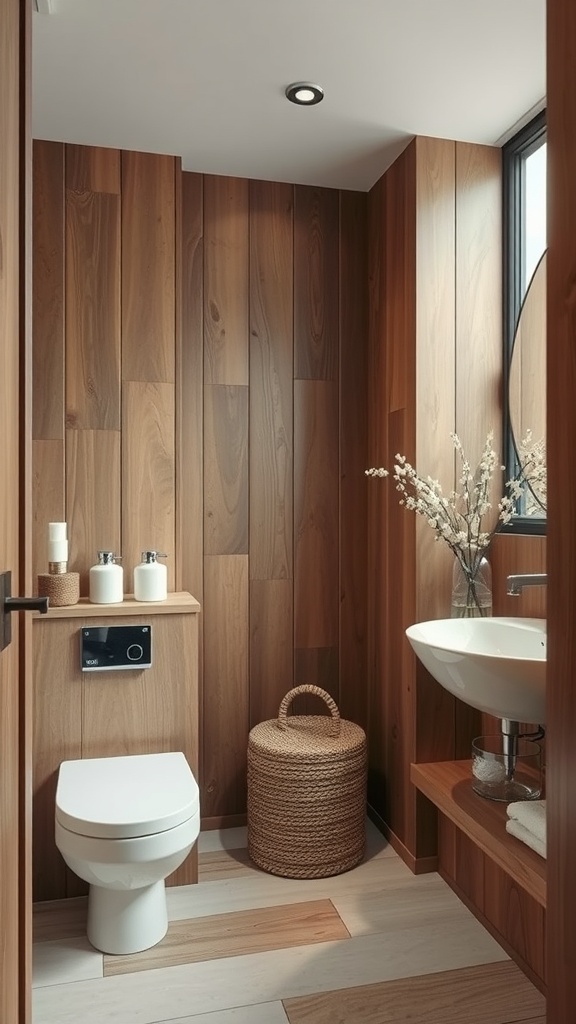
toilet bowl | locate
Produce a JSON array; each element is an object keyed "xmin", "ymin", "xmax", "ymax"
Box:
[{"xmin": 55, "ymin": 751, "xmax": 200, "ymax": 955}]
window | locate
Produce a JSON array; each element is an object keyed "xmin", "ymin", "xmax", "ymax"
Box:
[{"xmin": 502, "ymin": 110, "xmax": 547, "ymax": 531}]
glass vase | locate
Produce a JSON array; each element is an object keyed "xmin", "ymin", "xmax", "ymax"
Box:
[{"xmin": 451, "ymin": 551, "xmax": 492, "ymax": 618}]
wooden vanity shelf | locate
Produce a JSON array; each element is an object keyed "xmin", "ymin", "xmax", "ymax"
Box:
[
  {"xmin": 35, "ymin": 592, "xmax": 201, "ymax": 619},
  {"xmin": 410, "ymin": 760, "xmax": 546, "ymax": 908}
]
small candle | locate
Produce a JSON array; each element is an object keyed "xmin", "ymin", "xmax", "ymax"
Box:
[
  {"xmin": 49, "ymin": 539, "xmax": 68, "ymax": 563},
  {"xmin": 49, "ymin": 522, "xmax": 67, "ymax": 541}
]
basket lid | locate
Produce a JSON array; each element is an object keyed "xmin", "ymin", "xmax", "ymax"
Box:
[{"xmin": 249, "ymin": 686, "xmax": 366, "ymax": 758}]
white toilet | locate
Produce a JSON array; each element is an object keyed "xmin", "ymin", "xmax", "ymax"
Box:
[{"xmin": 55, "ymin": 751, "xmax": 200, "ymax": 955}]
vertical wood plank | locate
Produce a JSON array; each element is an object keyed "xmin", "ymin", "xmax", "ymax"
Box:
[
  {"xmin": 32, "ymin": 619, "xmax": 82, "ymax": 902},
  {"xmin": 366, "ymin": 174, "xmax": 388, "ymax": 818},
  {"xmin": 122, "ymin": 151, "xmax": 176, "ymax": 383},
  {"xmin": 415, "ymin": 136, "xmax": 455, "ymax": 624},
  {"xmin": 66, "ymin": 430, "xmax": 121, "ymax": 594},
  {"xmin": 203, "ymin": 175, "xmax": 249, "ymax": 385},
  {"xmin": 203, "ymin": 385, "xmax": 249, "ymax": 555},
  {"xmin": 455, "ymin": 142, "xmax": 503, "ymax": 522},
  {"xmin": 339, "ymin": 191, "xmax": 368, "ymax": 729},
  {"xmin": 250, "ymin": 579, "xmax": 293, "ymax": 727},
  {"xmin": 294, "ymin": 185, "xmax": 339, "ymax": 380},
  {"xmin": 32, "ymin": 140, "xmax": 64, "ymax": 441},
  {"xmin": 249, "ymin": 179, "xmax": 294, "ymax": 581},
  {"xmin": 203, "ymin": 555, "xmax": 249, "ymax": 818},
  {"xmin": 179, "ymin": 172, "xmax": 204, "ymax": 600},
  {"xmin": 66, "ymin": 144, "xmax": 120, "ymax": 194},
  {"xmin": 547, "ymin": 0, "xmax": 576, "ymax": 1016},
  {"xmin": 173, "ymin": 158, "xmax": 183, "ymax": 591},
  {"xmin": 65, "ymin": 189, "xmax": 121, "ymax": 429},
  {"xmin": 484, "ymin": 859, "xmax": 546, "ymax": 982},
  {"xmin": 491, "ymin": 532, "xmax": 547, "ymax": 618},
  {"xmin": 294, "ymin": 380, "xmax": 339, "ymax": 649},
  {"xmin": 122, "ymin": 382, "xmax": 175, "ymax": 594},
  {"xmin": 32, "ymin": 439, "xmax": 65, "ymax": 583}
]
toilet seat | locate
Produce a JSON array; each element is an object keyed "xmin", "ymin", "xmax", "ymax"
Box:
[{"xmin": 55, "ymin": 751, "xmax": 199, "ymax": 839}]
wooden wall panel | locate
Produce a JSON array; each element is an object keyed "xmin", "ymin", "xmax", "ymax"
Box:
[
  {"xmin": 484, "ymin": 858, "xmax": 546, "ymax": 983},
  {"xmin": 294, "ymin": 380, "xmax": 339, "ymax": 649},
  {"xmin": 66, "ymin": 430, "xmax": 121, "ymax": 593},
  {"xmin": 179, "ymin": 172, "xmax": 203, "ymax": 601},
  {"xmin": 32, "ymin": 619, "xmax": 82, "ymax": 901},
  {"xmin": 547, "ymin": 0, "xmax": 576, "ymax": 1016},
  {"xmin": 294, "ymin": 186, "xmax": 339, "ymax": 380},
  {"xmin": 122, "ymin": 381, "xmax": 175, "ymax": 593},
  {"xmin": 32, "ymin": 140, "xmax": 64, "ymax": 441},
  {"xmin": 202, "ymin": 555, "xmax": 249, "ymax": 819},
  {"xmin": 249, "ymin": 579, "xmax": 293, "ymax": 726},
  {"xmin": 65, "ymin": 144, "xmax": 120, "ymax": 195},
  {"xmin": 65, "ymin": 189, "xmax": 121, "ymax": 429},
  {"xmin": 203, "ymin": 385, "xmax": 249, "ymax": 555},
  {"xmin": 338, "ymin": 191, "xmax": 368, "ymax": 729},
  {"xmin": 121, "ymin": 152, "xmax": 176, "ymax": 383},
  {"xmin": 32, "ymin": 439, "xmax": 65, "ymax": 583},
  {"xmin": 203, "ymin": 176, "xmax": 249, "ymax": 386},
  {"xmin": 249, "ymin": 180, "xmax": 294, "ymax": 582},
  {"xmin": 415, "ymin": 137, "xmax": 455, "ymax": 625}
]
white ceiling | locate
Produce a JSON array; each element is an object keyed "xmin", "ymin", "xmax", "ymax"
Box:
[{"xmin": 32, "ymin": 0, "xmax": 546, "ymax": 192}]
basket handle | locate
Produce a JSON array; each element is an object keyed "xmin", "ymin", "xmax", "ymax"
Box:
[{"xmin": 277, "ymin": 685, "xmax": 341, "ymax": 736}]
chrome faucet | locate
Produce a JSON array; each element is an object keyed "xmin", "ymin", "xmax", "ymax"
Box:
[{"xmin": 506, "ymin": 573, "xmax": 548, "ymax": 596}]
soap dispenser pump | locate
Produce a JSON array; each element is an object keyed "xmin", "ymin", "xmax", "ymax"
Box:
[
  {"xmin": 89, "ymin": 551, "xmax": 123, "ymax": 604},
  {"xmin": 134, "ymin": 551, "xmax": 168, "ymax": 602}
]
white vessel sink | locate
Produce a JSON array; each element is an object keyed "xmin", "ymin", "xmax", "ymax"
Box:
[{"xmin": 405, "ymin": 617, "xmax": 546, "ymax": 723}]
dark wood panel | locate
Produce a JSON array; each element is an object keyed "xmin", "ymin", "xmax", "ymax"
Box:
[
  {"xmin": 249, "ymin": 179, "xmax": 294, "ymax": 581},
  {"xmin": 122, "ymin": 381, "xmax": 175, "ymax": 594},
  {"xmin": 65, "ymin": 144, "xmax": 120, "ymax": 195},
  {"xmin": 294, "ymin": 185, "xmax": 339, "ymax": 380},
  {"xmin": 294, "ymin": 647, "xmax": 339, "ymax": 715},
  {"xmin": 203, "ymin": 385, "xmax": 249, "ymax": 555},
  {"xmin": 203, "ymin": 175, "xmax": 249, "ymax": 385},
  {"xmin": 294, "ymin": 380, "xmax": 339, "ymax": 648},
  {"xmin": 121, "ymin": 151, "xmax": 176, "ymax": 383},
  {"xmin": 385, "ymin": 141, "xmax": 416, "ymax": 414},
  {"xmin": 547, "ymin": 2, "xmax": 576, "ymax": 1017},
  {"xmin": 32, "ymin": 140, "xmax": 64, "ymax": 441},
  {"xmin": 65, "ymin": 189, "xmax": 121, "ymax": 429},
  {"xmin": 490, "ymin": 533, "xmax": 547, "ymax": 618},
  {"xmin": 32, "ymin": 439, "xmax": 65, "ymax": 584},
  {"xmin": 179, "ymin": 172, "xmax": 204, "ymax": 598},
  {"xmin": 66, "ymin": 429, "xmax": 121, "ymax": 595},
  {"xmin": 202, "ymin": 555, "xmax": 249, "ymax": 818},
  {"xmin": 339, "ymin": 191, "xmax": 368, "ymax": 729},
  {"xmin": 249, "ymin": 579, "xmax": 293, "ymax": 727},
  {"xmin": 484, "ymin": 858, "xmax": 546, "ymax": 983}
]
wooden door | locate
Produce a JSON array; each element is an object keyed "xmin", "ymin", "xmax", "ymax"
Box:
[{"xmin": 1, "ymin": 0, "xmax": 32, "ymax": 1021}]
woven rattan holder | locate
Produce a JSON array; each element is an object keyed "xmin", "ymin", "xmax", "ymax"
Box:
[{"xmin": 247, "ymin": 684, "xmax": 367, "ymax": 879}]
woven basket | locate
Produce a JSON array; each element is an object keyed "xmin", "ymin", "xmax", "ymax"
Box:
[{"xmin": 247, "ymin": 685, "xmax": 367, "ymax": 878}]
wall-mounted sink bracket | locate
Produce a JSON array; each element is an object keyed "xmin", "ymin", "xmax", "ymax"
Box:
[{"xmin": 0, "ymin": 570, "xmax": 49, "ymax": 652}]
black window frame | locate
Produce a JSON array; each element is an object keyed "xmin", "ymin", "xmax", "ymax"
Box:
[{"xmin": 501, "ymin": 109, "xmax": 547, "ymax": 536}]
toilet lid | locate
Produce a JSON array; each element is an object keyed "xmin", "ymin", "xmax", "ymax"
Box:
[{"xmin": 55, "ymin": 752, "xmax": 199, "ymax": 839}]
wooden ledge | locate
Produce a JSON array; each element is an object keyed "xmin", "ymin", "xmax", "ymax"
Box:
[
  {"xmin": 410, "ymin": 760, "xmax": 546, "ymax": 908},
  {"xmin": 33, "ymin": 591, "xmax": 201, "ymax": 619}
]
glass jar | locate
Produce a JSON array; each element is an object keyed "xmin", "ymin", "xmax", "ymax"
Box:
[{"xmin": 451, "ymin": 550, "xmax": 492, "ymax": 618}]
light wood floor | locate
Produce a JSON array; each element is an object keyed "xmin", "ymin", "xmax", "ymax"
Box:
[{"xmin": 32, "ymin": 822, "xmax": 546, "ymax": 1023}]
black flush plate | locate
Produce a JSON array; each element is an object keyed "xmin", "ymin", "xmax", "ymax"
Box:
[{"xmin": 80, "ymin": 625, "xmax": 152, "ymax": 671}]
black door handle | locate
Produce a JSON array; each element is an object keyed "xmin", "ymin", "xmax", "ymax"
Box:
[{"xmin": 0, "ymin": 570, "xmax": 49, "ymax": 653}]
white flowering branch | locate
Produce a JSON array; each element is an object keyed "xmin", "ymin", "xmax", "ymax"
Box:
[
  {"xmin": 365, "ymin": 430, "xmax": 527, "ymax": 580},
  {"xmin": 517, "ymin": 430, "xmax": 547, "ymax": 512}
]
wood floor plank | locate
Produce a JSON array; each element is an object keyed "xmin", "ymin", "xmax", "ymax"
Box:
[
  {"xmin": 282, "ymin": 961, "xmax": 545, "ymax": 1024},
  {"xmin": 198, "ymin": 847, "xmax": 258, "ymax": 881},
  {"xmin": 103, "ymin": 899, "xmax": 349, "ymax": 976},
  {"xmin": 33, "ymin": 897, "xmax": 87, "ymax": 943}
]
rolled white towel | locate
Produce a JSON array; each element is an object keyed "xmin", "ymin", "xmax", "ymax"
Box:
[
  {"xmin": 506, "ymin": 799, "xmax": 546, "ymax": 844},
  {"xmin": 506, "ymin": 817, "xmax": 546, "ymax": 858}
]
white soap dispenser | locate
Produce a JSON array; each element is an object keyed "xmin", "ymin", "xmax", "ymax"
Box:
[
  {"xmin": 133, "ymin": 551, "xmax": 168, "ymax": 602},
  {"xmin": 89, "ymin": 551, "xmax": 123, "ymax": 604}
]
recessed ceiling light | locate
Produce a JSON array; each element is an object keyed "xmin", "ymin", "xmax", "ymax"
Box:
[{"xmin": 285, "ymin": 82, "xmax": 324, "ymax": 106}]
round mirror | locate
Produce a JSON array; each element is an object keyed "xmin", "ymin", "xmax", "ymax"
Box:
[{"xmin": 508, "ymin": 251, "xmax": 546, "ymax": 514}]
